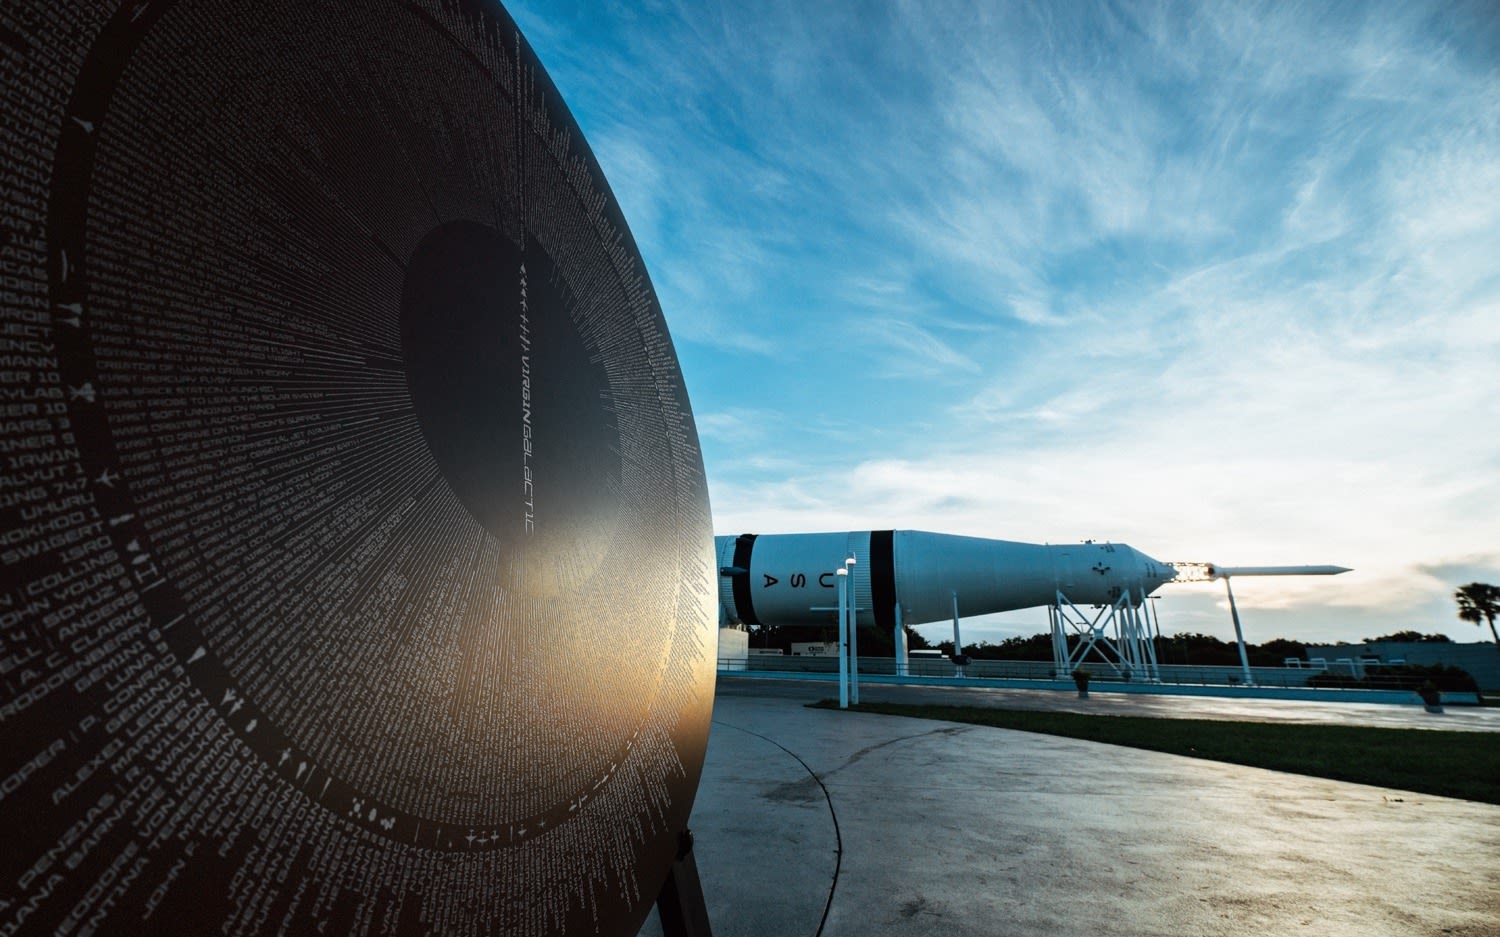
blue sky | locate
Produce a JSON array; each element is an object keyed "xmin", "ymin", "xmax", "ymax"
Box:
[{"xmin": 506, "ymin": 0, "xmax": 1500, "ymax": 647}]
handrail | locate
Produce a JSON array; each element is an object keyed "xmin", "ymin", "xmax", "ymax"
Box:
[{"xmin": 715, "ymin": 656, "xmax": 1463, "ymax": 693}]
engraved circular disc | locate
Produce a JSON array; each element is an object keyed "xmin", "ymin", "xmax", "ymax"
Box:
[{"xmin": 0, "ymin": 1, "xmax": 715, "ymax": 934}]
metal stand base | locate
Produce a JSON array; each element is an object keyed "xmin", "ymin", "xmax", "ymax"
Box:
[
  {"xmin": 1049, "ymin": 588, "xmax": 1162, "ymax": 683},
  {"xmin": 656, "ymin": 830, "xmax": 713, "ymax": 937}
]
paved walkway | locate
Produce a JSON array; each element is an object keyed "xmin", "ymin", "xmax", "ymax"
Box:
[{"xmin": 640, "ymin": 677, "xmax": 1500, "ymax": 936}]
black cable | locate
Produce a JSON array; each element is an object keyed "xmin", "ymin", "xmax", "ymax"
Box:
[{"xmin": 712, "ymin": 720, "xmax": 842, "ymax": 937}]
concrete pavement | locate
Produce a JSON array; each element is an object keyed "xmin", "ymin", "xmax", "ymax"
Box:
[{"xmin": 639, "ymin": 677, "xmax": 1500, "ymax": 936}]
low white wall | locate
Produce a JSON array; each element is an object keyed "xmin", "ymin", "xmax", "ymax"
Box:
[{"xmin": 717, "ymin": 628, "xmax": 749, "ymax": 670}]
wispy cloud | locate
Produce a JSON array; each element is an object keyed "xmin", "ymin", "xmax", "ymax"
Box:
[
  {"xmin": 851, "ymin": 317, "xmax": 982, "ymax": 378},
  {"xmin": 511, "ymin": 0, "xmax": 1500, "ymax": 643}
]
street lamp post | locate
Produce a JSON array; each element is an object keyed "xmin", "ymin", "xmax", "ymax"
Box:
[
  {"xmin": 846, "ymin": 556, "xmax": 859, "ymax": 705},
  {"xmin": 836, "ymin": 568, "xmax": 849, "ymax": 708}
]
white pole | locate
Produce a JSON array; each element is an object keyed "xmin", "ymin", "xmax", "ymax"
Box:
[
  {"xmin": 1224, "ymin": 576, "xmax": 1255, "ymax": 687},
  {"xmin": 1049, "ymin": 600, "xmax": 1067, "ymax": 677},
  {"xmin": 837, "ymin": 568, "xmax": 849, "ymax": 708},
  {"xmin": 895, "ymin": 602, "xmax": 908, "ymax": 677},
  {"xmin": 951, "ymin": 590, "xmax": 963, "ymax": 676},
  {"xmin": 1152, "ymin": 590, "xmax": 1164, "ymax": 680},
  {"xmin": 1126, "ymin": 600, "xmax": 1140, "ymax": 679},
  {"xmin": 846, "ymin": 556, "xmax": 859, "ymax": 705}
]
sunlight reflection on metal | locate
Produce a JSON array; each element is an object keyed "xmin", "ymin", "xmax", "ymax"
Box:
[{"xmin": 1, "ymin": 2, "xmax": 714, "ymax": 934}]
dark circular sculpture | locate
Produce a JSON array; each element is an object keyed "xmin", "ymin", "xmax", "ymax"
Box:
[{"xmin": 0, "ymin": 2, "xmax": 715, "ymax": 935}]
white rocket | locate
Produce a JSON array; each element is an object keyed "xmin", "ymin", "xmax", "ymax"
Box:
[
  {"xmin": 716, "ymin": 530, "xmax": 1349, "ymax": 690},
  {"xmin": 715, "ymin": 530, "xmax": 1178, "ymax": 631}
]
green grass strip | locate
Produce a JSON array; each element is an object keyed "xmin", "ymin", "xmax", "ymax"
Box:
[{"xmin": 812, "ymin": 700, "xmax": 1500, "ymax": 805}]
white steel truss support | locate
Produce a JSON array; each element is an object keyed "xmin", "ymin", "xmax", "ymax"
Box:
[{"xmin": 1050, "ymin": 587, "xmax": 1161, "ymax": 682}]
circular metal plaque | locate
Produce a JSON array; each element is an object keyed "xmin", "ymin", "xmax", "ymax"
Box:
[{"xmin": 0, "ymin": 1, "xmax": 716, "ymax": 934}]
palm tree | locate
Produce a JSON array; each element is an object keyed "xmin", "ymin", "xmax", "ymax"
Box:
[{"xmin": 1455, "ymin": 582, "xmax": 1500, "ymax": 649}]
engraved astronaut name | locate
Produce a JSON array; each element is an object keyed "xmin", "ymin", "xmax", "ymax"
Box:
[{"xmin": 519, "ymin": 260, "xmax": 534, "ymax": 534}]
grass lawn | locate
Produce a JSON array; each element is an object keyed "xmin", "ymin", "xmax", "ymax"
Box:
[{"xmin": 812, "ymin": 700, "xmax": 1500, "ymax": 805}]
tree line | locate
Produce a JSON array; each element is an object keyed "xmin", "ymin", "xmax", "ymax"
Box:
[{"xmin": 746, "ymin": 581, "xmax": 1500, "ymax": 659}]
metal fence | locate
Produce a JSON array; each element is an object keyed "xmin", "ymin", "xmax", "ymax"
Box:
[{"xmin": 716, "ymin": 655, "xmax": 1451, "ymax": 692}]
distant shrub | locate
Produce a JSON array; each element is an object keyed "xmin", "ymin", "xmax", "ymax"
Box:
[{"xmin": 1363, "ymin": 630, "xmax": 1453, "ymax": 644}]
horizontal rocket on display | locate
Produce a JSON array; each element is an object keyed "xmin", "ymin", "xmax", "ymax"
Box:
[{"xmin": 715, "ymin": 530, "xmax": 1179, "ymax": 629}]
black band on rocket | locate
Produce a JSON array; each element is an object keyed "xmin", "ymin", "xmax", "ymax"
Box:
[
  {"xmin": 871, "ymin": 529, "xmax": 896, "ymax": 633},
  {"xmin": 731, "ymin": 533, "xmax": 760, "ymax": 626}
]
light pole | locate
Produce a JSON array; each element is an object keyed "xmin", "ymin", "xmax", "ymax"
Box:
[
  {"xmin": 846, "ymin": 555, "xmax": 859, "ymax": 705},
  {"xmin": 836, "ymin": 567, "xmax": 849, "ymax": 708}
]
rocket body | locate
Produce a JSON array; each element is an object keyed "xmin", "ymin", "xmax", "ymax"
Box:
[{"xmin": 716, "ymin": 530, "xmax": 1177, "ymax": 630}]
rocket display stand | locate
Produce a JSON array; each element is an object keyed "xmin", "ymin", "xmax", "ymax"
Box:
[{"xmin": 1049, "ymin": 587, "xmax": 1165, "ymax": 683}]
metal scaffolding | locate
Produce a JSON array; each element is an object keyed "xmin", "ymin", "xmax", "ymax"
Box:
[{"xmin": 1049, "ymin": 586, "xmax": 1162, "ymax": 682}]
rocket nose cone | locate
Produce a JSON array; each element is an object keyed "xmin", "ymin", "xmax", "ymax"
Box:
[{"xmin": 1133, "ymin": 548, "xmax": 1177, "ymax": 587}]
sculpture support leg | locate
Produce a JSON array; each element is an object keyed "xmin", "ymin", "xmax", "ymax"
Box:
[{"xmin": 657, "ymin": 830, "xmax": 713, "ymax": 937}]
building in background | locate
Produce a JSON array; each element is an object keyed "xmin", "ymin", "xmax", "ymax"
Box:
[{"xmin": 1304, "ymin": 641, "xmax": 1500, "ymax": 691}]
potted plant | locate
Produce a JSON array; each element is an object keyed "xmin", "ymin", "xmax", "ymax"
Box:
[
  {"xmin": 1071, "ymin": 668, "xmax": 1091, "ymax": 699},
  {"xmin": 1417, "ymin": 681, "xmax": 1443, "ymax": 714}
]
